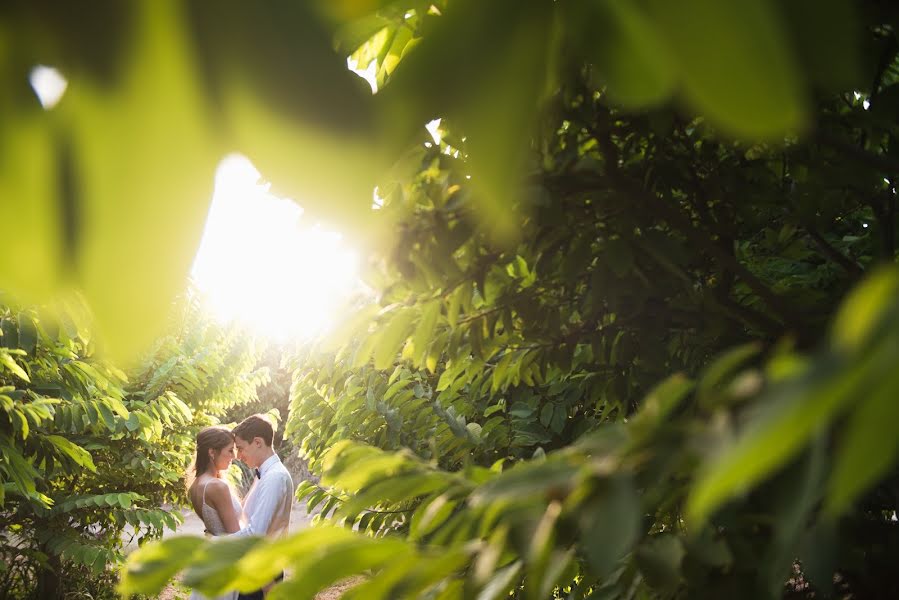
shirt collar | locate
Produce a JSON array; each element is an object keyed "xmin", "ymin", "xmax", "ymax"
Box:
[{"xmin": 257, "ymin": 454, "xmax": 281, "ymax": 478}]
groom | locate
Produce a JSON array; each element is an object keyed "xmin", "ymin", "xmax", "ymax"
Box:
[{"xmin": 231, "ymin": 414, "xmax": 294, "ymax": 599}]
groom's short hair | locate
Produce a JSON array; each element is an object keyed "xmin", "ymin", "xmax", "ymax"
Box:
[{"xmin": 233, "ymin": 414, "xmax": 274, "ymax": 447}]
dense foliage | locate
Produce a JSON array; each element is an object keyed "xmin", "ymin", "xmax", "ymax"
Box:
[
  {"xmin": 3, "ymin": 0, "xmax": 899, "ymax": 599},
  {"xmin": 0, "ymin": 295, "xmax": 266, "ymax": 598}
]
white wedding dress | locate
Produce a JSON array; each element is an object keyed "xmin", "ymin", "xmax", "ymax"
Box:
[{"xmin": 189, "ymin": 479, "xmax": 243, "ymax": 600}]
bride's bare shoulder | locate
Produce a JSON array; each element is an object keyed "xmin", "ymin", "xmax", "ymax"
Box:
[{"xmin": 203, "ymin": 478, "xmax": 233, "ymax": 504}]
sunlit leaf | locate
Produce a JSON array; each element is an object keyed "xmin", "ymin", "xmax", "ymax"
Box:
[
  {"xmin": 373, "ymin": 307, "xmax": 414, "ymax": 370},
  {"xmin": 411, "ymin": 300, "xmax": 441, "ymax": 368},
  {"xmin": 831, "ymin": 268, "xmax": 899, "ymax": 354},
  {"xmin": 59, "ymin": 0, "xmax": 218, "ymax": 361},
  {"xmin": 118, "ymin": 535, "xmax": 205, "ymax": 596},
  {"xmin": 687, "ymin": 349, "xmax": 883, "ymax": 524},
  {"xmin": 0, "ymin": 111, "xmax": 61, "ymax": 303},
  {"xmin": 45, "ymin": 434, "xmax": 95, "ymax": 471}
]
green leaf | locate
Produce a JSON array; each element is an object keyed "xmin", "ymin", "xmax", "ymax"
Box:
[
  {"xmin": 0, "ymin": 351, "xmax": 30, "ymax": 382},
  {"xmin": 473, "ymin": 458, "xmax": 578, "ymax": 505},
  {"xmin": 826, "ymin": 367, "xmax": 899, "ymax": 515},
  {"xmin": 350, "ymin": 331, "xmax": 378, "ymax": 369},
  {"xmin": 16, "ymin": 313, "xmax": 37, "ymax": 356},
  {"xmin": 635, "ymin": 535, "xmax": 685, "ymax": 591},
  {"xmin": 118, "ymin": 535, "xmax": 205, "ymax": 596},
  {"xmin": 477, "ymin": 560, "xmax": 522, "ymax": 600},
  {"xmin": 338, "ymin": 473, "xmax": 447, "ymax": 520},
  {"xmin": 539, "ymin": 404, "xmax": 554, "ymax": 428},
  {"xmin": 581, "ymin": 0, "xmax": 676, "ymax": 107},
  {"xmin": 383, "ymin": 378, "xmax": 411, "ymax": 401},
  {"xmin": 335, "ymin": 14, "xmax": 393, "ymax": 54},
  {"xmin": 631, "ymin": 373, "xmax": 694, "ymax": 434},
  {"xmin": 647, "ymin": 0, "xmax": 805, "ymax": 138},
  {"xmin": 831, "ymin": 268, "xmax": 899, "ymax": 354},
  {"xmin": 45, "ymin": 435, "xmax": 96, "ymax": 472},
  {"xmin": 411, "ymin": 300, "xmax": 441, "ymax": 368},
  {"xmin": 182, "ymin": 537, "xmax": 265, "ymax": 596},
  {"xmin": 96, "ymin": 401, "xmax": 117, "ymax": 430},
  {"xmin": 11, "ymin": 410, "xmax": 29, "ymax": 440},
  {"xmin": 263, "ymin": 530, "xmax": 413, "ymax": 600},
  {"xmin": 0, "ymin": 112, "xmax": 61, "ymax": 302},
  {"xmin": 696, "ymin": 343, "xmax": 761, "ymax": 408},
  {"xmin": 59, "ymin": 0, "xmax": 221, "ymax": 362},
  {"xmin": 781, "ymin": 0, "xmax": 860, "ymax": 91},
  {"xmin": 484, "ymin": 402, "xmax": 505, "ymax": 418},
  {"xmin": 549, "ymin": 406, "xmax": 566, "ymax": 434},
  {"xmin": 373, "ymin": 307, "xmax": 414, "ymax": 370},
  {"xmin": 579, "ymin": 476, "xmax": 640, "ymax": 576},
  {"xmin": 687, "ymin": 349, "xmax": 880, "ymax": 524},
  {"xmin": 409, "ymin": 494, "xmax": 457, "ymax": 541},
  {"xmin": 385, "ymin": 0, "xmax": 553, "ymax": 241},
  {"xmin": 447, "ymin": 285, "xmax": 464, "ymax": 328}
]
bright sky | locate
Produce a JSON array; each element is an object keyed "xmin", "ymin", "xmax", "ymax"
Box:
[{"xmin": 191, "ymin": 155, "xmax": 360, "ymax": 342}]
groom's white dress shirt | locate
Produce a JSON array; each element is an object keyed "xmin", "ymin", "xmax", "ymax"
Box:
[{"xmin": 235, "ymin": 454, "xmax": 293, "ymax": 538}]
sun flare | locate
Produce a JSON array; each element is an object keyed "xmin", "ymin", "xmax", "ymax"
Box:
[{"xmin": 191, "ymin": 155, "xmax": 360, "ymax": 342}]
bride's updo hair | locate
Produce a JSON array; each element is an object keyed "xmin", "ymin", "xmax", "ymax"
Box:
[{"xmin": 193, "ymin": 426, "xmax": 234, "ymax": 476}]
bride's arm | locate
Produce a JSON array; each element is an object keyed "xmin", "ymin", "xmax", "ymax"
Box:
[{"xmin": 206, "ymin": 481, "xmax": 241, "ymax": 533}]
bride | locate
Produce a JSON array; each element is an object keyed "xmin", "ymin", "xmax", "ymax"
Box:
[{"xmin": 187, "ymin": 426, "xmax": 243, "ymax": 600}]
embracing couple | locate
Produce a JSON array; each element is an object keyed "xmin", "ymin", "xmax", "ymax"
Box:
[{"xmin": 187, "ymin": 414, "xmax": 294, "ymax": 600}]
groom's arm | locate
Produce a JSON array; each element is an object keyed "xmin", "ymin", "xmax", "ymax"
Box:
[{"xmin": 231, "ymin": 474, "xmax": 292, "ymax": 537}]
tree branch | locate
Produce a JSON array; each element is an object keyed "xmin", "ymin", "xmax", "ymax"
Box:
[
  {"xmin": 801, "ymin": 221, "xmax": 864, "ymax": 278},
  {"xmin": 817, "ymin": 131, "xmax": 899, "ymax": 175}
]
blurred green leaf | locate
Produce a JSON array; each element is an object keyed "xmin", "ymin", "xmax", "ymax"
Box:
[
  {"xmin": 118, "ymin": 535, "xmax": 205, "ymax": 596},
  {"xmin": 831, "ymin": 268, "xmax": 899, "ymax": 354},
  {"xmin": 373, "ymin": 307, "xmax": 415, "ymax": 370},
  {"xmin": 58, "ymin": 0, "xmax": 218, "ymax": 362},
  {"xmin": 635, "ymin": 534, "xmax": 685, "ymax": 591},
  {"xmin": 580, "ymin": 0, "xmax": 676, "ymax": 107},
  {"xmin": 827, "ymin": 366, "xmax": 899, "ymax": 515},
  {"xmin": 781, "ymin": 0, "xmax": 860, "ymax": 91},
  {"xmin": 384, "ymin": 0, "xmax": 553, "ymax": 241},
  {"xmin": 182, "ymin": 537, "xmax": 265, "ymax": 596},
  {"xmin": 697, "ymin": 342, "xmax": 761, "ymax": 408},
  {"xmin": 630, "ymin": 373, "xmax": 694, "ymax": 434},
  {"xmin": 688, "ymin": 349, "xmax": 881, "ymax": 524},
  {"xmin": 265, "ymin": 530, "xmax": 413, "ymax": 600},
  {"xmin": 411, "ymin": 300, "xmax": 441, "ymax": 368},
  {"xmin": 647, "ymin": 0, "xmax": 805, "ymax": 138},
  {"xmin": 579, "ymin": 476, "xmax": 639, "ymax": 576},
  {"xmin": 0, "ymin": 114, "xmax": 61, "ymax": 303}
]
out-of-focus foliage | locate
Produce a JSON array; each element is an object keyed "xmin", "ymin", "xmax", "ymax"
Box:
[
  {"xmin": 0, "ymin": 0, "xmax": 876, "ymax": 361},
  {"xmin": 3, "ymin": 0, "xmax": 899, "ymax": 598},
  {"xmin": 0, "ymin": 294, "xmax": 266, "ymax": 598}
]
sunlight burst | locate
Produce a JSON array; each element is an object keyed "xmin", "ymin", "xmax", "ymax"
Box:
[{"xmin": 191, "ymin": 155, "xmax": 360, "ymax": 342}]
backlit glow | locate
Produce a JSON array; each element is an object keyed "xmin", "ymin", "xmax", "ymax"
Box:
[
  {"xmin": 425, "ymin": 118, "xmax": 443, "ymax": 145},
  {"xmin": 347, "ymin": 56, "xmax": 378, "ymax": 93},
  {"xmin": 191, "ymin": 155, "xmax": 360, "ymax": 342},
  {"xmin": 29, "ymin": 65, "xmax": 67, "ymax": 109}
]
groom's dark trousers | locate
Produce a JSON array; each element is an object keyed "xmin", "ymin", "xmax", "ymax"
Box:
[{"xmin": 237, "ymin": 572, "xmax": 284, "ymax": 600}]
